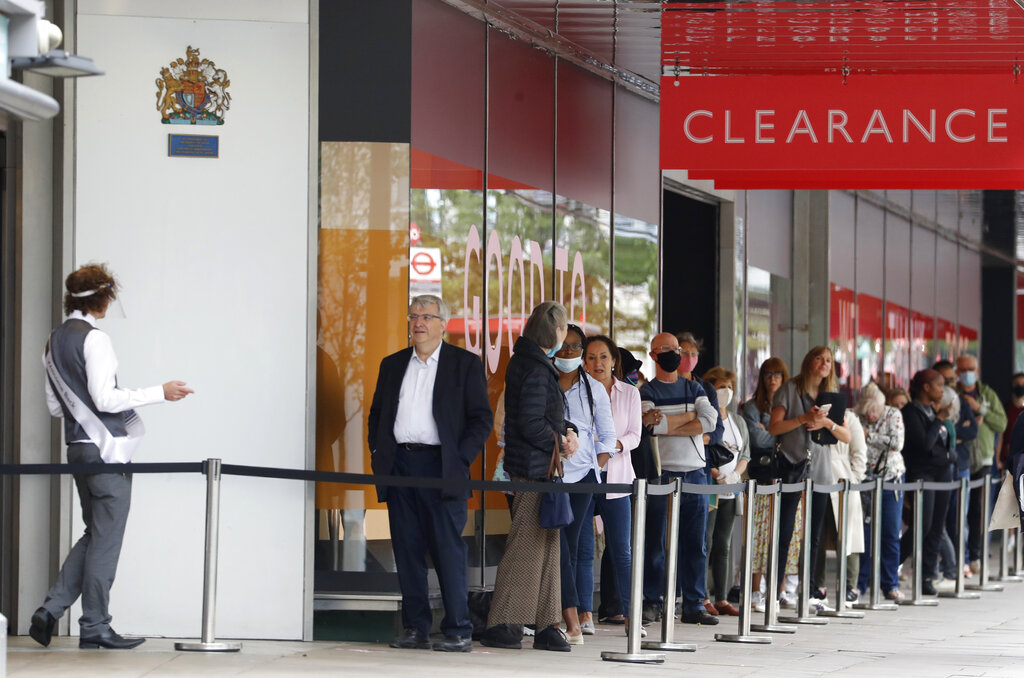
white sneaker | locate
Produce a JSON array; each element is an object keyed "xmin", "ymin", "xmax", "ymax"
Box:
[
  {"xmin": 934, "ymin": 577, "xmax": 956, "ymax": 593},
  {"xmin": 750, "ymin": 591, "xmax": 766, "ymax": 612},
  {"xmin": 779, "ymin": 591, "xmax": 798, "ymax": 609},
  {"xmin": 523, "ymin": 625, "xmax": 536, "ymax": 637},
  {"xmin": 625, "ymin": 624, "xmax": 648, "ymax": 638},
  {"xmin": 811, "ymin": 598, "xmax": 833, "ymax": 613}
]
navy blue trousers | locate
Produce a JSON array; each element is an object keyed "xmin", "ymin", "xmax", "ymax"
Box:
[{"xmin": 387, "ymin": 447, "xmax": 471, "ymax": 639}]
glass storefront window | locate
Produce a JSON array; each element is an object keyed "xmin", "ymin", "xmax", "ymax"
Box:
[
  {"xmin": 830, "ymin": 283, "xmax": 856, "ymax": 393},
  {"xmin": 857, "ymin": 293, "xmax": 883, "ymax": 388}
]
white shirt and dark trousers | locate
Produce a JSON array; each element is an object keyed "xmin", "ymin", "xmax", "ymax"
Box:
[
  {"xmin": 33, "ymin": 311, "xmax": 165, "ymax": 649},
  {"xmin": 368, "ymin": 341, "xmax": 492, "ymax": 651}
]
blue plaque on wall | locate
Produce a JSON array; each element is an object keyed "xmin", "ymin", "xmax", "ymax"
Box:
[{"xmin": 168, "ymin": 134, "xmax": 219, "ymax": 158}]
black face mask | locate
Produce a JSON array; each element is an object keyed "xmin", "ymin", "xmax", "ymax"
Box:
[
  {"xmin": 655, "ymin": 351, "xmax": 682, "ymax": 373},
  {"xmin": 1013, "ymin": 384, "xmax": 1024, "ymax": 398}
]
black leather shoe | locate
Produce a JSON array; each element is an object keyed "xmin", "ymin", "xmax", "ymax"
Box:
[
  {"xmin": 29, "ymin": 608, "xmax": 56, "ymax": 647},
  {"xmin": 921, "ymin": 580, "xmax": 937, "ymax": 596},
  {"xmin": 432, "ymin": 635, "xmax": 472, "ymax": 652},
  {"xmin": 479, "ymin": 623, "xmax": 522, "ymax": 649},
  {"xmin": 679, "ymin": 609, "xmax": 720, "ymax": 625},
  {"xmin": 79, "ymin": 629, "xmax": 146, "ymax": 649},
  {"xmin": 641, "ymin": 601, "xmax": 661, "ymax": 624},
  {"xmin": 533, "ymin": 624, "xmax": 570, "ymax": 651},
  {"xmin": 390, "ymin": 627, "xmax": 431, "ymax": 649}
]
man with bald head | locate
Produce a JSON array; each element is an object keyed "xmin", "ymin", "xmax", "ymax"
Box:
[
  {"xmin": 639, "ymin": 332, "xmax": 719, "ymax": 625},
  {"xmin": 954, "ymin": 354, "xmax": 1007, "ymax": 574}
]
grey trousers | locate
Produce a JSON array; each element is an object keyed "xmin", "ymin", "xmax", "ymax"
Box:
[{"xmin": 41, "ymin": 443, "xmax": 132, "ymax": 636}]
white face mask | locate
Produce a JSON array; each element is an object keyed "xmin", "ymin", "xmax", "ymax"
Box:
[{"xmin": 716, "ymin": 387, "xmax": 734, "ymax": 408}]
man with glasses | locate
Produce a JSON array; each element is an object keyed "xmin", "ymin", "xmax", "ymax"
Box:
[
  {"xmin": 639, "ymin": 332, "xmax": 720, "ymax": 625},
  {"xmin": 953, "ymin": 354, "xmax": 1007, "ymax": 575},
  {"xmin": 368, "ymin": 295, "xmax": 493, "ymax": 652}
]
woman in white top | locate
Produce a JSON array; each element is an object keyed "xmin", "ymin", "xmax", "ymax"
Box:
[{"xmin": 702, "ymin": 367, "xmax": 750, "ymax": 616}]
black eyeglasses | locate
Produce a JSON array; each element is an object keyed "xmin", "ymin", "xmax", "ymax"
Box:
[
  {"xmin": 766, "ymin": 372, "xmax": 784, "ymax": 379},
  {"xmin": 560, "ymin": 342, "xmax": 584, "ymax": 352},
  {"xmin": 407, "ymin": 313, "xmax": 442, "ymax": 322}
]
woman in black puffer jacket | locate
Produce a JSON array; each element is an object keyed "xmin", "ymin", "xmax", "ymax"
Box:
[
  {"xmin": 482, "ymin": 301, "xmax": 579, "ymax": 652},
  {"xmin": 899, "ymin": 369, "xmax": 956, "ymax": 595}
]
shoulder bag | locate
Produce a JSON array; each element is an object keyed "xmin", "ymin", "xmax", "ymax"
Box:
[{"xmin": 539, "ymin": 433, "xmax": 574, "ymax": 529}]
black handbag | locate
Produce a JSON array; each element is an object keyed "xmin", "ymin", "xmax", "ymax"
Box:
[
  {"xmin": 539, "ymin": 434, "xmax": 573, "ymax": 530},
  {"xmin": 630, "ymin": 426, "xmax": 662, "ymax": 481},
  {"xmin": 704, "ymin": 443, "xmax": 736, "ymax": 469}
]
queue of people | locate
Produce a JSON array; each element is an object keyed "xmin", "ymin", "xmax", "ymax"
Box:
[{"xmin": 369, "ymin": 297, "xmax": 1017, "ymax": 654}]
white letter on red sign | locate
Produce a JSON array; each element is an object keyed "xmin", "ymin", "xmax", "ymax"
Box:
[
  {"xmin": 903, "ymin": 110, "xmax": 936, "ymax": 143},
  {"xmin": 507, "ymin": 236, "xmax": 526, "ymax": 355},
  {"xmin": 485, "ymin": 230, "xmax": 504, "ymax": 373},
  {"xmin": 945, "ymin": 109, "xmax": 975, "ymax": 143},
  {"xmin": 755, "ymin": 110, "xmax": 775, "ymax": 143},
  {"xmin": 786, "ymin": 110, "xmax": 818, "ymax": 143},
  {"xmin": 555, "ymin": 247, "xmax": 569, "ymax": 305},
  {"xmin": 528, "ymin": 240, "xmax": 545, "ymax": 310},
  {"xmin": 684, "ymin": 110, "xmax": 713, "ymax": 143},
  {"xmin": 828, "ymin": 110, "xmax": 852, "ymax": 143},
  {"xmin": 988, "ymin": 109, "xmax": 1008, "ymax": 142},
  {"xmin": 861, "ymin": 110, "xmax": 894, "ymax": 143},
  {"xmin": 724, "ymin": 110, "xmax": 745, "ymax": 143},
  {"xmin": 464, "ymin": 225, "xmax": 482, "ymax": 356},
  {"xmin": 569, "ymin": 251, "xmax": 587, "ymax": 326}
]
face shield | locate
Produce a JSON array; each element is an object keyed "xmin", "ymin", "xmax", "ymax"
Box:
[{"xmin": 71, "ymin": 282, "xmax": 126, "ymax": 319}]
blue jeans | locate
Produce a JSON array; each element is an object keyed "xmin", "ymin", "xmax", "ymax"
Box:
[
  {"xmin": 643, "ymin": 468, "xmax": 709, "ymax": 614},
  {"xmin": 594, "ymin": 490, "xmax": 633, "ymax": 614},
  {"xmin": 560, "ymin": 470, "xmax": 596, "ymax": 610},
  {"xmin": 858, "ymin": 476, "xmax": 905, "ymax": 593}
]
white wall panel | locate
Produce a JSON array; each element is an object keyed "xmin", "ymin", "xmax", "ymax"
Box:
[
  {"xmin": 747, "ymin": 190, "xmax": 791, "ymax": 279},
  {"xmin": 829, "ymin": 191, "xmax": 855, "ymax": 290},
  {"xmin": 74, "ymin": 7, "xmax": 309, "ymax": 640}
]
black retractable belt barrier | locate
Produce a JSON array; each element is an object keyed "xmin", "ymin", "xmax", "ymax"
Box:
[
  {"xmin": 779, "ymin": 479, "xmax": 827, "ymax": 625},
  {"xmin": 966, "ymin": 477, "xmax": 1004, "ymax": 592},
  {"xmin": 854, "ymin": 477, "xmax": 898, "ymax": 611},
  {"xmin": 751, "ymin": 483, "xmax": 795, "ymax": 634},
  {"xmin": 716, "ymin": 480, "xmax": 772, "ymax": 645},
  {"xmin": 642, "ymin": 478, "xmax": 697, "ymax": 653},
  {"xmin": 939, "ymin": 476, "xmax": 980, "ymax": 599},
  {"xmin": 603, "ymin": 479, "xmax": 666, "ymax": 664},
  {"xmin": 817, "ymin": 480, "xmax": 864, "ymax": 619}
]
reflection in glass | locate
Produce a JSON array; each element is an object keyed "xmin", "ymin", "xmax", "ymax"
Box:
[
  {"xmin": 830, "ymin": 283, "xmax": 856, "ymax": 393},
  {"xmin": 557, "ymin": 197, "xmax": 610, "ymax": 333},
  {"xmin": 857, "ymin": 293, "xmax": 883, "ymax": 389},
  {"xmin": 613, "ymin": 215, "xmax": 658, "ymax": 368}
]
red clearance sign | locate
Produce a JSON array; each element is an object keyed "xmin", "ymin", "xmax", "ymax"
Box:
[{"xmin": 661, "ymin": 73, "xmax": 1024, "ymax": 188}]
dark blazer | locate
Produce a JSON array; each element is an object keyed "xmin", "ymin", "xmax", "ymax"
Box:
[
  {"xmin": 503, "ymin": 336, "xmax": 568, "ymax": 480},
  {"xmin": 367, "ymin": 341, "xmax": 493, "ymax": 502},
  {"xmin": 901, "ymin": 401, "xmax": 955, "ymax": 480}
]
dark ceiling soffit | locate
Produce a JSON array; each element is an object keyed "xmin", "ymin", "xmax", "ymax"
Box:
[{"xmin": 438, "ymin": 0, "xmax": 660, "ymax": 103}]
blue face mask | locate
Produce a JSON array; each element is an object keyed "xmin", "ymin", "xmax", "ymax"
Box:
[
  {"xmin": 554, "ymin": 356, "xmax": 583, "ymax": 373},
  {"xmin": 959, "ymin": 370, "xmax": 977, "ymax": 388},
  {"xmin": 546, "ymin": 347, "xmax": 559, "ymax": 358}
]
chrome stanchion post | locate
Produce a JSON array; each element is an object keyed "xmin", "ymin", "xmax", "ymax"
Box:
[
  {"xmin": 642, "ymin": 478, "xmax": 696, "ymax": 652},
  {"xmin": 751, "ymin": 484, "xmax": 796, "ymax": 633},
  {"xmin": 818, "ymin": 480, "xmax": 864, "ymax": 618},
  {"xmin": 966, "ymin": 476, "xmax": 1004, "ymax": 592},
  {"xmin": 175, "ymin": 459, "xmax": 243, "ymax": 652},
  {"xmin": 854, "ymin": 477, "xmax": 897, "ymax": 610},
  {"xmin": 779, "ymin": 479, "xmax": 827, "ymax": 625},
  {"xmin": 604, "ymin": 479, "xmax": 665, "ymax": 663},
  {"xmin": 716, "ymin": 480, "xmax": 772, "ymax": 644},
  {"xmin": 940, "ymin": 476, "xmax": 980, "ymax": 599},
  {"xmin": 901, "ymin": 481, "xmax": 938, "ymax": 606},
  {"xmin": 994, "ymin": 525, "xmax": 1021, "ymax": 582}
]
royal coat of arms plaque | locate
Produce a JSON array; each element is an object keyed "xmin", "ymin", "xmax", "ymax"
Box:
[{"xmin": 155, "ymin": 46, "xmax": 231, "ymax": 125}]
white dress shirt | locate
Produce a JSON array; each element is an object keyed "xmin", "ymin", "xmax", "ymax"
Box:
[
  {"xmin": 44, "ymin": 310, "xmax": 165, "ymax": 442},
  {"xmin": 392, "ymin": 342, "xmax": 442, "ymax": 446}
]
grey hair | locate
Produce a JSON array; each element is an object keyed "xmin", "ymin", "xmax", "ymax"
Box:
[
  {"xmin": 522, "ymin": 301, "xmax": 568, "ymax": 351},
  {"xmin": 854, "ymin": 381, "xmax": 886, "ymax": 418},
  {"xmin": 941, "ymin": 386, "xmax": 960, "ymax": 421},
  {"xmin": 675, "ymin": 331, "xmax": 703, "ymax": 352},
  {"xmin": 409, "ymin": 295, "xmax": 450, "ymax": 324}
]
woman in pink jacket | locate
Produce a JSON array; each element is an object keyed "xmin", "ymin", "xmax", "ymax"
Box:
[{"xmin": 583, "ymin": 334, "xmax": 643, "ymax": 635}]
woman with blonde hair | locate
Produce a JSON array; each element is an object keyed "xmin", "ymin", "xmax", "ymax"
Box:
[{"xmin": 769, "ymin": 346, "xmax": 851, "ymax": 604}]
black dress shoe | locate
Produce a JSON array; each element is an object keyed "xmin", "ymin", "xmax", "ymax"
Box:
[
  {"xmin": 79, "ymin": 629, "xmax": 146, "ymax": 649},
  {"xmin": 29, "ymin": 608, "xmax": 56, "ymax": 647},
  {"xmin": 921, "ymin": 580, "xmax": 937, "ymax": 596},
  {"xmin": 679, "ymin": 609, "xmax": 720, "ymax": 625},
  {"xmin": 479, "ymin": 623, "xmax": 522, "ymax": 649},
  {"xmin": 432, "ymin": 635, "xmax": 472, "ymax": 652},
  {"xmin": 641, "ymin": 601, "xmax": 661, "ymax": 624},
  {"xmin": 390, "ymin": 627, "xmax": 431, "ymax": 649},
  {"xmin": 533, "ymin": 625, "xmax": 570, "ymax": 652}
]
